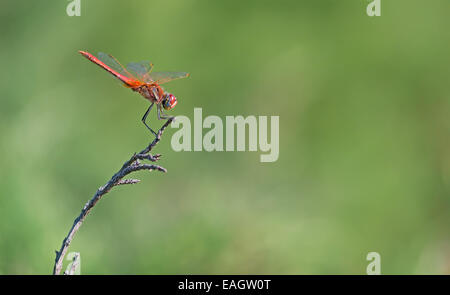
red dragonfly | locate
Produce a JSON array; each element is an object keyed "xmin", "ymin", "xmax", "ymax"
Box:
[{"xmin": 79, "ymin": 50, "xmax": 189, "ymax": 136}]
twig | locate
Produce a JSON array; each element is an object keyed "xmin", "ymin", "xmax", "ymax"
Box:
[
  {"xmin": 52, "ymin": 117, "xmax": 174, "ymax": 275},
  {"xmin": 116, "ymin": 179, "xmax": 141, "ymax": 186}
]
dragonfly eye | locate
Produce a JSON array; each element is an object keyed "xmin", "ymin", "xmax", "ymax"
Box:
[{"xmin": 163, "ymin": 93, "xmax": 177, "ymax": 110}]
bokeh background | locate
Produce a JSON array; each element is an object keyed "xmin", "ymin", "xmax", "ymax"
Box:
[{"xmin": 0, "ymin": 0, "xmax": 449, "ymax": 274}]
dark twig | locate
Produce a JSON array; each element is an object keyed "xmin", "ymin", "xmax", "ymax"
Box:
[{"xmin": 52, "ymin": 118, "xmax": 174, "ymax": 275}]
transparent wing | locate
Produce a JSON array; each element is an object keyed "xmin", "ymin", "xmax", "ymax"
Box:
[
  {"xmin": 147, "ymin": 71, "xmax": 190, "ymax": 84},
  {"xmin": 126, "ymin": 61, "xmax": 153, "ymax": 82},
  {"xmin": 97, "ymin": 52, "xmax": 136, "ymax": 79}
]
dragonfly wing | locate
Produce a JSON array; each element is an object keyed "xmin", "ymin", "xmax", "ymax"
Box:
[
  {"xmin": 97, "ymin": 52, "xmax": 135, "ymax": 79},
  {"xmin": 126, "ymin": 61, "xmax": 153, "ymax": 82},
  {"xmin": 148, "ymin": 71, "xmax": 190, "ymax": 84}
]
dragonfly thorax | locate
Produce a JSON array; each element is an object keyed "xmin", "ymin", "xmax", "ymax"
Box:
[{"xmin": 133, "ymin": 84, "xmax": 164, "ymax": 103}]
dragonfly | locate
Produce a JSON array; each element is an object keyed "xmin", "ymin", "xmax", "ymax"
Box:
[{"xmin": 79, "ymin": 50, "xmax": 189, "ymax": 136}]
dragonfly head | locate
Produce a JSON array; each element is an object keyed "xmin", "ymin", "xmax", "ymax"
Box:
[{"xmin": 162, "ymin": 93, "xmax": 177, "ymax": 110}]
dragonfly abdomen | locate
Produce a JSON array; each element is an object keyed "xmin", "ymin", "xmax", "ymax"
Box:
[{"xmin": 79, "ymin": 51, "xmax": 139, "ymax": 87}]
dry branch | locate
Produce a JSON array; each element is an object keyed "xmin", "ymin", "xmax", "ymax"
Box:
[{"xmin": 52, "ymin": 117, "xmax": 174, "ymax": 275}]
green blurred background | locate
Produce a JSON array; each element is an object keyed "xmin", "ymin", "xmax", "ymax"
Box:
[{"xmin": 0, "ymin": 0, "xmax": 449, "ymax": 274}]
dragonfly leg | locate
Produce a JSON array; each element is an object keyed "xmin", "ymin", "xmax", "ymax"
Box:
[
  {"xmin": 157, "ymin": 104, "xmax": 173, "ymax": 120},
  {"xmin": 141, "ymin": 103, "xmax": 158, "ymax": 137}
]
